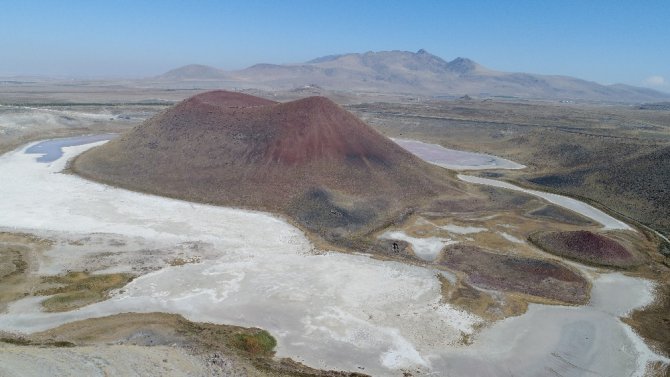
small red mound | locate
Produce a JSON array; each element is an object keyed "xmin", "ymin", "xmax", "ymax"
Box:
[
  {"xmin": 529, "ymin": 230, "xmax": 637, "ymax": 268},
  {"xmin": 441, "ymin": 245, "xmax": 588, "ymax": 304}
]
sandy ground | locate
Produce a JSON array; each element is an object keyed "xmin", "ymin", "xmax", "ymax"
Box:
[
  {"xmin": 0, "ymin": 343, "xmax": 212, "ymax": 377},
  {"xmin": 0, "ymin": 138, "xmax": 667, "ymax": 376}
]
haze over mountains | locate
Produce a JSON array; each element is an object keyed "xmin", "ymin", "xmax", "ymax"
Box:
[{"xmin": 152, "ymin": 49, "xmax": 670, "ymax": 103}]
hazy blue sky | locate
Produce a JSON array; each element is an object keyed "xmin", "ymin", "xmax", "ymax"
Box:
[{"xmin": 1, "ymin": 0, "xmax": 668, "ymax": 90}]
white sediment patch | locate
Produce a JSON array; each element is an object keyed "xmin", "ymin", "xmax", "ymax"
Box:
[
  {"xmin": 0, "ymin": 104, "xmax": 116, "ymax": 121},
  {"xmin": 379, "ymin": 230, "xmax": 457, "ymax": 261},
  {"xmin": 429, "ymin": 273, "xmax": 667, "ymax": 377},
  {"xmin": 0, "ymin": 343, "xmax": 214, "ymax": 377},
  {"xmin": 438, "ymin": 224, "xmax": 487, "ymax": 235},
  {"xmin": 654, "ymin": 229, "xmax": 670, "ymax": 244},
  {"xmin": 0, "ymin": 139, "xmax": 480, "ymax": 376},
  {"xmin": 418, "ymin": 217, "xmax": 487, "ymax": 235},
  {"xmin": 393, "ymin": 138, "xmax": 525, "ymax": 170},
  {"xmin": 587, "ymin": 273, "xmax": 655, "ymax": 316},
  {"xmin": 499, "ymin": 232, "xmax": 524, "ymax": 244},
  {"xmin": 0, "ymin": 138, "xmax": 664, "ymax": 376},
  {"xmin": 458, "ymin": 174, "xmax": 633, "ymax": 231}
]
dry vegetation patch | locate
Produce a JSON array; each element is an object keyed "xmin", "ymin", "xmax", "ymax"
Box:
[
  {"xmin": 624, "ymin": 282, "xmax": 670, "ymax": 359},
  {"xmin": 437, "ymin": 274, "xmax": 527, "ymax": 321},
  {"xmin": 0, "ymin": 232, "xmax": 53, "ymax": 310},
  {"xmin": 36, "ymin": 271, "xmax": 134, "ymax": 312}
]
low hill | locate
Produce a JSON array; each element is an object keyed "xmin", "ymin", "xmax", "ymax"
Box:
[
  {"xmin": 73, "ymin": 90, "xmax": 458, "ymax": 241},
  {"xmin": 157, "ymin": 64, "xmax": 229, "ymax": 80},
  {"xmin": 152, "ymin": 50, "xmax": 670, "ymax": 103}
]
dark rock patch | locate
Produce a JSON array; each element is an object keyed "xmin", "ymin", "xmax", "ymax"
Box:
[
  {"xmin": 529, "ymin": 230, "xmax": 638, "ymax": 268},
  {"xmin": 441, "ymin": 245, "xmax": 589, "ymax": 304},
  {"xmin": 526, "ymin": 205, "xmax": 595, "ymax": 226}
]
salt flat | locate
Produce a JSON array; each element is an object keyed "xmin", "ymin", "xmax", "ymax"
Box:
[
  {"xmin": 379, "ymin": 230, "xmax": 456, "ymax": 261},
  {"xmin": 0, "ymin": 138, "xmax": 665, "ymax": 376},
  {"xmin": 393, "ymin": 138, "xmax": 526, "ymax": 170},
  {"xmin": 0, "ymin": 140, "xmax": 478, "ymax": 375}
]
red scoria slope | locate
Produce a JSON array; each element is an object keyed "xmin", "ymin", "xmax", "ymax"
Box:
[
  {"xmin": 529, "ymin": 230, "xmax": 638, "ymax": 268},
  {"xmin": 73, "ymin": 90, "xmax": 461, "ymax": 241}
]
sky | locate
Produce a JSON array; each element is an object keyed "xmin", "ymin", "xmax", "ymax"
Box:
[{"xmin": 1, "ymin": 0, "xmax": 668, "ymax": 91}]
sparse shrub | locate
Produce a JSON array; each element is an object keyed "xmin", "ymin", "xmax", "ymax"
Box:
[{"xmin": 233, "ymin": 330, "xmax": 277, "ymax": 355}]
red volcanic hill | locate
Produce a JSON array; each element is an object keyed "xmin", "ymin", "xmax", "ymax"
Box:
[
  {"xmin": 73, "ymin": 90, "xmax": 459, "ymax": 241},
  {"xmin": 529, "ymin": 230, "xmax": 639, "ymax": 268}
]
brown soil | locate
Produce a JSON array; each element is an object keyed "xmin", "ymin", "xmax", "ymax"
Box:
[
  {"xmin": 529, "ymin": 230, "xmax": 638, "ymax": 268},
  {"xmin": 624, "ymin": 278, "xmax": 670, "ymax": 359},
  {"xmin": 72, "ymin": 90, "xmax": 462, "ymax": 243},
  {"xmin": 0, "ymin": 232, "xmax": 53, "ymax": 312},
  {"xmin": 440, "ymin": 245, "xmax": 590, "ymax": 304},
  {"xmin": 437, "ymin": 274, "xmax": 528, "ymax": 321}
]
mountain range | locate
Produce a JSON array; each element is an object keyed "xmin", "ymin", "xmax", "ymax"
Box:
[{"xmin": 151, "ymin": 49, "xmax": 669, "ymax": 103}]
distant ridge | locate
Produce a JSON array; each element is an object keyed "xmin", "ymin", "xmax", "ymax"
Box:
[
  {"xmin": 73, "ymin": 90, "xmax": 457, "ymax": 242},
  {"xmin": 152, "ymin": 50, "xmax": 670, "ymax": 103},
  {"xmin": 158, "ymin": 64, "xmax": 228, "ymax": 80}
]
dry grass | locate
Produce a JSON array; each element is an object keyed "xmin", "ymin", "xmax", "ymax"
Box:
[
  {"xmin": 624, "ymin": 282, "xmax": 670, "ymax": 358},
  {"xmin": 168, "ymin": 256, "xmax": 201, "ymax": 266},
  {"xmin": 437, "ymin": 274, "xmax": 527, "ymax": 321},
  {"xmin": 0, "ymin": 233, "xmax": 54, "ymax": 311},
  {"xmin": 233, "ymin": 330, "xmax": 277, "ymax": 355},
  {"xmin": 36, "ymin": 271, "xmax": 134, "ymax": 312}
]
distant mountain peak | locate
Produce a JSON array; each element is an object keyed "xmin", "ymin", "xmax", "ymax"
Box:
[
  {"xmin": 306, "ymin": 54, "xmax": 344, "ymax": 64},
  {"xmin": 154, "ymin": 50, "xmax": 670, "ymax": 103},
  {"xmin": 446, "ymin": 57, "xmax": 480, "ymax": 75}
]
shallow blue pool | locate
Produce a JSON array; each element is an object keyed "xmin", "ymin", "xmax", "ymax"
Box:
[{"xmin": 25, "ymin": 134, "xmax": 117, "ymax": 163}]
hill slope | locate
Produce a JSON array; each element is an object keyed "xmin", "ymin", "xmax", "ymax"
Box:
[{"xmin": 73, "ymin": 90, "xmax": 458, "ymax": 241}]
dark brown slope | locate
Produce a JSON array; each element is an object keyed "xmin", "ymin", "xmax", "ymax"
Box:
[
  {"xmin": 529, "ymin": 230, "xmax": 639, "ymax": 268},
  {"xmin": 73, "ymin": 90, "xmax": 459, "ymax": 241}
]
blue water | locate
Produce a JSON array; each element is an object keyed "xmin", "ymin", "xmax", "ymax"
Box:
[{"xmin": 25, "ymin": 134, "xmax": 117, "ymax": 163}]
